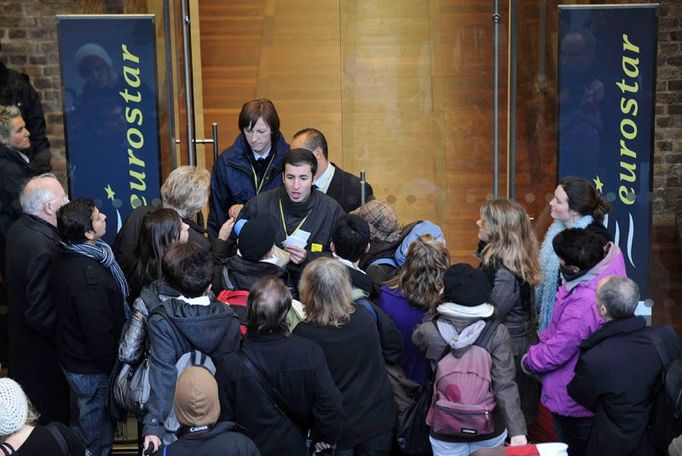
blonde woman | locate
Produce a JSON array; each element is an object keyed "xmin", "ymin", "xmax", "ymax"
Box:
[
  {"xmin": 294, "ymin": 258, "xmax": 395, "ymax": 456},
  {"xmin": 378, "ymin": 235, "xmax": 449, "ymax": 384},
  {"xmin": 476, "ymin": 198, "xmax": 542, "ymax": 425},
  {"xmin": 0, "ymin": 378, "xmax": 86, "ymax": 455}
]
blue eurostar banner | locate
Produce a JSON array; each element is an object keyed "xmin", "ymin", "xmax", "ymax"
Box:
[
  {"xmin": 57, "ymin": 15, "xmax": 162, "ymax": 245},
  {"xmin": 558, "ymin": 5, "xmax": 658, "ymax": 299}
]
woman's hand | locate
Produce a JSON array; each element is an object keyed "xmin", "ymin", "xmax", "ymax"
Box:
[{"xmin": 228, "ymin": 204, "xmax": 244, "ymax": 219}]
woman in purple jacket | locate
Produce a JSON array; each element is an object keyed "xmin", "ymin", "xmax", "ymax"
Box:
[
  {"xmin": 378, "ymin": 235, "xmax": 449, "ymax": 384},
  {"xmin": 522, "ymin": 228, "xmax": 626, "ymax": 456}
]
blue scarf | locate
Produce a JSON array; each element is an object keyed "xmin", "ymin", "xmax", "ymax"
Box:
[
  {"xmin": 535, "ymin": 215, "xmax": 593, "ymax": 333},
  {"xmin": 63, "ymin": 239, "xmax": 130, "ymax": 314}
]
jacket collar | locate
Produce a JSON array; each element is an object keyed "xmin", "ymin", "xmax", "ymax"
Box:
[
  {"xmin": 0, "ymin": 143, "xmax": 31, "ymax": 168},
  {"xmin": 580, "ymin": 315, "xmax": 646, "ymax": 350}
]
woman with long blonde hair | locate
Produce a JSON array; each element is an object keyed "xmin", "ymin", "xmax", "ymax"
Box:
[
  {"xmin": 294, "ymin": 258, "xmax": 395, "ymax": 455},
  {"xmin": 379, "ymin": 235, "xmax": 449, "ymax": 384},
  {"xmin": 476, "ymin": 198, "xmax": 542, "ymax": 425}
]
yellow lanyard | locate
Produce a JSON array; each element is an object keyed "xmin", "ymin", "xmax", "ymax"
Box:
[
  {"xmin": 278, "ymin": 198, "xmax": 311, "ymax": 237},
  {"xmin": 250, "ymin": 156, "xmax": 273, "ymax": 195}
]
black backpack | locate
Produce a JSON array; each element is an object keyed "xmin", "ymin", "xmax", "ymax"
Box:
[{"xmin": 647, "ymin": 325, "xmax": 682, "ymax": 452}]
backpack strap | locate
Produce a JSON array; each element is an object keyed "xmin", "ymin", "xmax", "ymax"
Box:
[
  {"xmin": 0, "ymin": 442, "xmax": 16, "ymax": 455},
  {"xmin": 648, "ymin": 328, "xmax": 671, "ymax": 367},
  {"xmin": 221, "ymin": 265, "xmax": 236, "ymax": 291},
  {"xmin": 647, "ymin": 325, "xmax": 682, "ymax": 367},
  {"xmin": 45, "ymin": 423, "xmax": 70, "ymax": 456},
  {"xmin": 355, "ymin": 297, "xmax": 378, "ymax": 323},
  {"xmin": 473, "ymin": 320, "xmax": 500, "ymax": 351}
]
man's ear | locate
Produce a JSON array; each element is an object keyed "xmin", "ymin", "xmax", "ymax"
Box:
[
  {"xmin": 365, "ymin": 242, "xmax": 371, "ymax": 254},
  {"xmin": 329, "ymin": 241, "xmax": 336, "ymax": 253},
  {"xmin": 84, "ymin": 229, "xmax": 96, "ymax": 241}
]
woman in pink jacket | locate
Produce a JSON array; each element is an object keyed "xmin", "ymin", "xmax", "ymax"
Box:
[{"xmin": 521, "ymin": 228, "xmax": 626, "ymax": 456}]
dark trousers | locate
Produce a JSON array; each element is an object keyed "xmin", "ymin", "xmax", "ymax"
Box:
[
  {"xmin": 336, "ymin": 431, "xmax": 393, "ymax": 456},
  {"xmin": 552, "ymin": 413, "xmax": 593, "ymax": 456}
]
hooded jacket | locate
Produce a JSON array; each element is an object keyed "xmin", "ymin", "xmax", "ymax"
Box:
[
  {"xmin": 412, "ymin": 307, "xmax": 527, "ymax": 442},
  {"xmin": 522, "ymin": 242, "xmax": 626, "ymax": 417},
  {"xmin": 142, "ymin": 295, "xmax": 241, "ymax": 439}
]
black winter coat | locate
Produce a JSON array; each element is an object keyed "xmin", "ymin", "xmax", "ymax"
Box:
[
  {"xmin": 51, "ymin": 249, "xmax": 127, "ymax": 374},
  {"xmin": 218, "ymin": 254, "xmax": 289, "ymax": 294},
  {"xmin": 326, "ymin": 163, "xmax": 374, "ymax": 213},
  {"xmin": 164, "ymin": 422, "xmax": 260, "ymax": 456},
  {"xmin": 0, "ymin": 143, "xmax": 34, "ymax": 240},
  {"xmin": 294, "ymin": 306, "xmax": 396, "ymax": 449},
  {"xmin": 215, "ymin": 332, "xmax": 344, "ymax": 456},
  {"xmin": 0, "ymin": 61, "xmax": 51, "ymax": 172},
  {"xmin": 568, "ymin": 316, "xmax": 678, "ymax": 456},
  {"xmin": 5, "ymin": 215, "xmax": 70, "ymax": 424}
]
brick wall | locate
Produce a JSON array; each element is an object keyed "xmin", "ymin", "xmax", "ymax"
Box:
[
  {"xmin": 655, "ymin": 1, "xmax": 682, "ymax": 226},
  {"xmin": 1, "ymin": 0, "xmax": 78, "ymax": 183},
  {"xmin": 0, "ymin": 0, "xmax": 126, "ymax": 184}
]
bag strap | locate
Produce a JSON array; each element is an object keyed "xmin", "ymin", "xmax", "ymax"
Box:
[
  {"xmin": 238, "ymin": 348, "xmax": 309, "ymax": 434},
  {"xmin": 474, "ymin": 320, "xmax": 500, "ymax": 351},
  {"xmin": 355, "ymin": 297, "xmax": 378, "ymax": 323},
  {"xmin": 0, "ymin": 442, "xmax": 16, "ymax": 455},
  {"xmin": 46, "ymin": 423, "xmax": 70, "ymax": 456},
  {"xmin": 222, "ymin": 265, "xmax": 236, "ymax": 291},
  {"xmin": 648, "ymin": 328, "xmax": 671, "ymax": 367}
]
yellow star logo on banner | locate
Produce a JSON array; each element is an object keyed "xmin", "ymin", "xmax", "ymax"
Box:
[
  {"xmin": 104, "ymin": 184, "xmax": 116, "ymax": 201},
  {"xmin": 593, "ymin": 176, "xmax": 604, "ymax": 193}
]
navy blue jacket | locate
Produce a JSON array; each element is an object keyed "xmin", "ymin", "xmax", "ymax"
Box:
[{"xmin": 208, "ymin": 132, "xmax": 289, "ymax": 237}]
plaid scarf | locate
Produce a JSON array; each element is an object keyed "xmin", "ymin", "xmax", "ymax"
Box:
[{"xmin": 63, "ymin": 239, "xmax": 130, "ymax": 311}]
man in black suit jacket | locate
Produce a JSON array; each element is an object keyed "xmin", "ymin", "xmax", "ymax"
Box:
[{"xmin": 291, "ymin": 128, "xmax": 373, "ymax": 212}]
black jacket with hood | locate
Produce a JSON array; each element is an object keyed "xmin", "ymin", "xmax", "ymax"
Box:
[{"xmin": 142, "ymin": 294, "xmax": 241, "ymax": 439}]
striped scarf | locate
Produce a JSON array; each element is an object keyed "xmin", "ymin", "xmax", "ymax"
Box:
[
  {"xmin": 535, "ymin": 215, "xmax": 593, "ymax": 333},
  {"xmin": 63, "ymin": 239, "xmax": 130, "ymax": 312}
]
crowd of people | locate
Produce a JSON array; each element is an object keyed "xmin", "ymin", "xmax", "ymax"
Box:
[{"xmin": 0, "ymin": 95, "xmax": 680, "ymax": 456}]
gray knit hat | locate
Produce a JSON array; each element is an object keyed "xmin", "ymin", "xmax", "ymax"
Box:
[{"xmin": 0, "ymin": 378, "xmax": 28, "ymax": 436}]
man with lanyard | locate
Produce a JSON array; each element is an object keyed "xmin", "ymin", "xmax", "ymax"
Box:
[
  {"xmin": 290, "ymin": 128, "xmax": 373, "ymax": 213},
  {"xmin": 235, "ymin": 148, "xmax": 344, "ymax": 280}
]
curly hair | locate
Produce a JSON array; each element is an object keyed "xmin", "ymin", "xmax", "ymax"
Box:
[
  {"xmin": 478, "ymin": 198, "xmax": 541, "ymax": 286},
  {"xmin": 386, "ymin": 235, "xmax": 450, "ymax": 309},
  {"xmin": 161, "ymin": 166, "xmax": 210, "ymax": 218}
]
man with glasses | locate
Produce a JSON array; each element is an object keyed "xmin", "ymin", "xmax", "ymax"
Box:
[{"xmin": 5, "ymin": 174, "xmax": 71, "ymax": 425}]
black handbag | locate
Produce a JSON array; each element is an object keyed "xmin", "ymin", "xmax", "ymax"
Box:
[
  {"xmin": 396, "ymin": 380, "xmax": 433, "ymax": 455},
  {"xmin": 397, "ymin": 331, "xmax": 451, "ymax": 455}
]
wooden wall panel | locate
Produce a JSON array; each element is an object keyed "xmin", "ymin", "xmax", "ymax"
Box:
[{"xmin": 198, "ymin": 0, "xmax": 518, "ymax": 263}]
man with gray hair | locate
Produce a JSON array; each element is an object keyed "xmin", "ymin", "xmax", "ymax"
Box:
[
  {"xmin": 5, "ymin": 173, "xmax": 70, "ymax": 425},
  {"xmin": 568, "ymin": 275, "xmax": 681, "ymax": 455}
]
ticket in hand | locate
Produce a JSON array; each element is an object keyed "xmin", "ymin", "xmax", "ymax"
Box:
[{"xmin": 282, "ymin": 229, "xmax": 310, "ymax": 249}]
